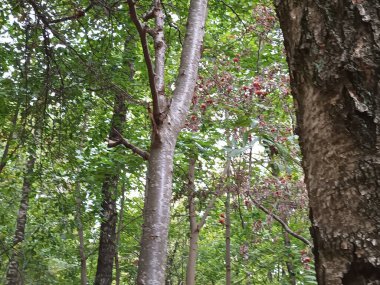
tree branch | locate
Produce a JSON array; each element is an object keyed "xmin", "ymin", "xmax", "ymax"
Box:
[
  {"xmin": 247, "ymin": 194, "xmax": 312, "ymax": 247},
  {"xmin": 142, "ymin": 5, "xmax": 156, "ymax": 21},
  {"xmin": 219, "ymin": 0, "xmax": 247, "ymax": 31},
  {"xmin": 49, "ymin": 2, "xmax": 95, "ymax": 24},
  {"xmin": 151, "ymin": 1, "xmax": 167, "ymax": 116},
  {"xmin": 162, "ymin": 2, "xmax": 183, "ymax": 46},
  {"xmin": 25, "ymin": 0, "xmax": 142, "ymax": 108},
  {"xmin": 110, "ymin": 128, "xmax": 150, "ymax": 160},
  {"xmin": 168, "ymin": 0, "xmax": 208, "ymax": 131},
  {"xmin": 127, "ymin": 0, "xmax": 160, "ymax": 123},
  {"xmin": 197, "ymin": 189, "xmax": 220, "ymax": 230}
]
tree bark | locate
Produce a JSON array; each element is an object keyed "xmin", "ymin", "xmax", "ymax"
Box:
[
  {"xmin": 275, "ymin": 1, "xmax": 380, "ymax": 284},
  {"xmin": 5, "ymin": 154, "xmax": 36, "ymax": 285},
  {"xmin": 136, "ymin": 0, "xmax": 208, "ymax": 284},
  {"xmin": 94, "ymin": 93, "xmax": 127, "ymax": 285}
]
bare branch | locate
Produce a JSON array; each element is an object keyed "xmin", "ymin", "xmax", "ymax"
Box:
[
  {"xmin": 110, "ymin": 128, "xmax": 150, "ymax": 160},
  {"xmin": 247, "ymin": 194, "xmax": 312, "ymax": 247}
]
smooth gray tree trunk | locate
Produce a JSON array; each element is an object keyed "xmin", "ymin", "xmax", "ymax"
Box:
[{"xmin": 136, "ymin": 1, "xmax": 208, "ymax": 284}]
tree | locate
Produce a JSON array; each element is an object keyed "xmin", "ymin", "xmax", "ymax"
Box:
[
  {"xmin": 127, "ymin": 0, "xmax": 208, "ymax": 284},
  {"xmin": 185, "ymin": 157, "xmax": 221, "ymax": 285},
  {"xmin": 275, "ymin": 1, "xmax": 380, "ymax": 284}
]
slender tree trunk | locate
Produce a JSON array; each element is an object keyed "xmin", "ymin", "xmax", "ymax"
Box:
[
  {"xmin": 185, "ymin": 157, "xmax": 220, "ymax": 285},
  {"xmin": 115, "ymin": 183, "xmax": 126, "ymax": 285},
  {"xmin": 225, "ymin": 189, "xmax": 231, "ymax": 285},
  {"xmin": 136, "ymin": 1, "xmax": 208, "ymax": 284},
  {"xmin": 245, "ymin": 149, "xmax": 253, "ymax": 285},
  {"xmin": 75, "ymin": 180, "xmax": 88, "ymax": 285},
  {"xmin": 187, "ymin": 230, "xmax": 199, "ymax": 285},
  {"xmin": 5, "ymin": 153, "xmax": 36, "ymax": 285},
  {"xmin": 186, "ymin": 158, "xmax": 199, "ymax": 285},
  {"xmin": 276, "ymin": 1, "xmax": 380, "ymax": 284},
  {"xmin": 94, "ymin": 93, "xmax": 127, "ymax": 285},
  {"xmin": 6, "ymin": 25, "xmax": 48, "ymax": 282},
  {"xmin": 75, "ymin": 118, "xmax": 89, "ymax": 285}
]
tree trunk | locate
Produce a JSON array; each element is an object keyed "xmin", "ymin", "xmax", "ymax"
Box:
[
  {"xmin": 5, "ymin": 153, "xmax": 36, "ymax": 285},
  {"xmin": 186, "ymin": 230, "xmax": 199, "ymax": 285},
  {"xmin": 225, "ymin": 189, "xmax": 231, "ymax": 285},
  {"xmin": 275, "ymin": 1, "xmax": 380, "ymax": 284},
  {"xmin": 75, "ymin": 180, "xmax": 88, "ymax": 285},
  {"xmin": 94, "ymin": 176, "xmax": 119, "ymax": 285},
  {"xmin": 185, "ymin": 157, "xmax": 219, "ymax": 285},
  {"xmin": 136, "ymin": 0, "xmax": 208, "ymax": 284},
  {"xmin": 186, "ymin": 158, "xmax": 199, "ymax": 285},
  {"xmin": 94, "ymin": 93, "xmax": 127, "ymax": 285}
]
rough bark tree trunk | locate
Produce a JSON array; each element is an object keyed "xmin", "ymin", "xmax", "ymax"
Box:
[
  {"xmin": 94, "ymin": 93, "xmax": 127, "ymax": 285},
  {"xmin": 6, "ymin": 35, "xmax": 44, "ymax": 281},
  {"xmin": 134, "ymin": 1, "xmax": 208, "ymax": 284},
  {"xmin": 275, "ymin": 1, "xmax": 380, "ymax": 284},
  {"xmin": 5, "ymin": 153, "xmax": 36, "ymax": 285}
]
